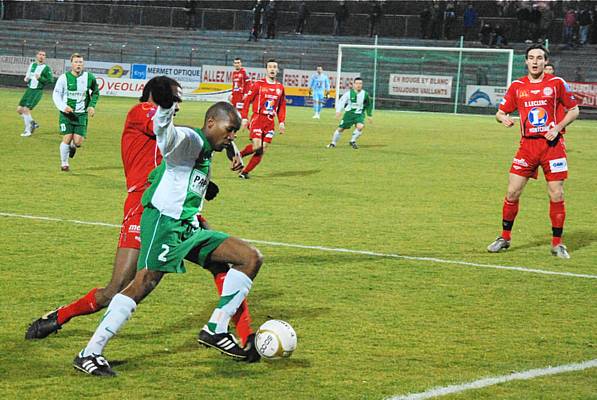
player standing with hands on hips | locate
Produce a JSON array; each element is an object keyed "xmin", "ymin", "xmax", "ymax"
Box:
[
  {"xmin": 488, "ymin": 44, "xmax": 579, "ymax": 259},
  {"xmin": 52, "ymin": 53, "xmax": 99, "ymax": 172}
]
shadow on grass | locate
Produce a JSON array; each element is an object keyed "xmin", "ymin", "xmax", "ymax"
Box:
[
  {"xmin": 267, "ymin": 169, "xmax": 321, "ymax": 178},
  {"xmin": 512, "ymin": 229, "xmax": 597, "ymax": 252}
]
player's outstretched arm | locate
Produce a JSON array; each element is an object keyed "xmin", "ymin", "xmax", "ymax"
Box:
[{"xmin": 495, "ymin": 110, "xmax": 514, "ymax": 127}]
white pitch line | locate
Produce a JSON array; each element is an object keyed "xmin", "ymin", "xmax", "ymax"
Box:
[
  {"xmin": 1, "ymin": 211, "xmax": 596, "ymax": 280},
  {"xmin": 388, "ymin": 358, "xmax": 597, "ymax": 400}
]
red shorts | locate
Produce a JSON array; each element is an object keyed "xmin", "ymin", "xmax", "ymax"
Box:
[
  {"xmin": 509, "ymin": 136, "xmax": 568, "ymax": 181},
  {"xmin": 118, "ymin": 191, "xmax": 144, "ymax": 249},
  {"xmin": 249, "ymin": 114, "xmax": 275, "ymax": 143},
  {"xmin": 231, "ymin": 94, "xmax": 244, "ymax": 111}
]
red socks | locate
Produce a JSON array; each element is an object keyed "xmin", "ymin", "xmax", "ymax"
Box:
[
  {"xmin": 501, "ymin": 198, "xmax": 519, "ymax": 241},
  {"xmin": 214, "ymin": 272, "xmax": 254, "ymax": 346},
  {"xmin": 240, "ymin": 144, "xmax": 254, "ymax": 157},
  {"xmin": 242, "ymin": 154, "xmax": 262, "ymax": 175},
  {"xmin": 550, "ymin": 200, "xmax": 565, "ymax": 246},
  {"xmin": 56, "ymin": 288, "xmax": 99, "ymax": 325}
]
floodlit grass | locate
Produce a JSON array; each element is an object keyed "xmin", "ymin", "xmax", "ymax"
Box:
[{"xmin": 0, "ymin": 88, "xmax": 595, "ymax": 400}]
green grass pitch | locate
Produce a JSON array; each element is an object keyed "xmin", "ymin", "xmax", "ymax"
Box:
[{"xmin": 0, "ymin": 87, "xmax": 595, "ymax": 399}]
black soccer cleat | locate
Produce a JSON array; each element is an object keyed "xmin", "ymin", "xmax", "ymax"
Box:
[
  {"xmin": 197, "ymin": 326, "xmax": 248, "ymax": 360},
  {"xmin": 349, "ymin": 141, "xmax": 359, "ymax": 149},
  {"xmin": 238, "ymin": 172, "xmax": 250, "ymax": 180},
  {"xmin": 69, "ymin": 145, "xmax": 77, "ymax": 158},
  {"xmin": 73, "ymin": 353, "xmax": 116, "ymax": 377},
  {"xmin": 243, "ymin": 333, "xmax": 261, "ymax": 363},
  {"xmin": 25, "ymin": 309, "xmax": 62, "ymax": 340},
  {"xmin": 30, "ymin": 121, "xmax": 39, "ymax": 134}
]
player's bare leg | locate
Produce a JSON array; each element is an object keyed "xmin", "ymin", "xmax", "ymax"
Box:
[
  {"xmin": 239, "ymin": 138, "xmax": 267, "ymax": 178},
  {"xmin": 69, "ymin": 133, "xmax": 85, "ymax": 159},
  {"xmin": 328, "ymin": 127, "xmax": 345, "ymax": 148},
  {"xmin": 349, "ymin": 122, "xmax": 365, "ymax": 149},
  {"xmin": 488, "ymin": 173, "xmax": 529, "ymax": 252},
  {"xmin": 547, "ymin": 180, "xmax": 569, "ymax": 258},
  {"xmin": 199, "ymin": 237, "xmax": 263, "ymax": 361}
]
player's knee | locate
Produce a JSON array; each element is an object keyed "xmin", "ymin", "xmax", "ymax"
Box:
[
  {"xmin": 548, "ymin": 188, "xmax": 564, "ymax": 202},
  {"xmin": 244, "ymin": 248, "xmax": 263, "ymax": 277},
  {"xmin": 254, "ymin": 147, "xmax": 264, "ymax": 156}
]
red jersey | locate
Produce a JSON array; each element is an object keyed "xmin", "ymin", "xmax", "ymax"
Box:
[
  {"xmin": 121, "ymin": 102, "xmax": 162, "ymax": 192},
  {"xmin": 241, "ymin": 78, "xmax": 286, "ymax": 123},
  {"xmin": 231, "ymin": 68, "xmax": 249, "ymax": 103},
  {"xmin": 499, "ymin": 74, "xmax": 577, "ymax": 138}
]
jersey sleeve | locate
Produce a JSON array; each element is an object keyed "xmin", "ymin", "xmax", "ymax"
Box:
[
  {"xmin": 324, "ymin": 76, "xmax": 331, "ymax": 91},
  {"xmin": 556, "ymin": 78, "xmax": 578, "ymax": 110},
  {"xmin": 277, "ymin": 87, "xmax": 286, "ymax": 124},
  {"xmin": 498, "ymin": 84, "xmax": 518, "ymax": 114},
  {"xmin": 336, "ymin": 91, "xmax": 349, "ymax": 113},
  {"xmin": 39, "ymin": 65, "xmax": 53, "ymax": 84},
  {"xmin": 153, "ymin": 105, "xmax": 203, "ymax": 164},
  {"xmin": 308, "ymin": 75, "xmax": 315, "ymax": 90},
  {"xmin": 52, "ymin": 75, "xmax": 68, "ymax": 112},
  {"xmin": 87, "ymin": 73, "xmax": 100, "ymax": 108},
  {"xmin": 24, "ymin": 63, "xmax": 33, "ymax": 80},
  {"xmin": 364, "ymin": 92, "xmax": 373, "ymax": 116},
  {"xmin": 241, "ymin": 81, "xmax": 258, "ymax": 119}
]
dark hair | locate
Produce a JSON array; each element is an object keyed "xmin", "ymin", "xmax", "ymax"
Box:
[
  {"xmin": 140, "ymin": 75, "xmax": 181, "ymax": 102},
  {"xmin": 204, "ymin": 101, "xmax": 242, "ymax": 128},
  {"xmin": 354, "ymin": 77, "xmax": 363, "ymax": 82},
  {"xmin": 70, "ymin": 53, "xmax": 83, "ymax": 61},
  {"xmin": 545, "ymin": 62, "xmax": 554, "ymax": 68},
  {"xmin": 525, "ymin": 44, "xmax": 549, "ymax": 60},
  {"xmin": 265, "ymin": 58, "xmax": 277, "ymax": 66},
  {"xmin": 36, "ymin": 50, "xmax": 46, "ymax": 55},
  {"xmin": 234, "ymin": 57, "xmax": 242, "ymax": 62}
]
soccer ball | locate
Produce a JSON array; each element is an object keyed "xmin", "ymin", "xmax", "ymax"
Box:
[{"xmin": 255, "ymin": 319, "xmax": 297, "ymax": 359}]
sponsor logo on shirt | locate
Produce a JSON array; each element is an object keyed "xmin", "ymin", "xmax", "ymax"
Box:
[
  {"xmin": 528, "ymin": 107, "xmax": 548, "ymax": 127},
  {"xmin": 530, "ymin": 90, "xmax": 541, "ymax": 94},
  {"xmin": 513, "ymin": 158, "xmax": 529, "ymax": 167},
  {"xmin": 500, "ymin": 97, "xmax": 507, "ymax": 105},
  {"xmin": 564, "ymin": 82, "xmax": 572, "ymax": 92},
  {"xmin": 549, "ymin": 158, "xmax": 567, "ymax": 173},
  {"xmin": 518, "ymin": 89, "xmax": 529, "ymax": 98},
  {"xmin": 524, "ymin": 100, "xmax": 548, "ymax": 107},
  {"xmin": 543, "ymin": 87, "xmax": 553, "ymax": 96},
  {"xmin": 128, "ymin": 224, "xmax": 141, "ymax": 233}
]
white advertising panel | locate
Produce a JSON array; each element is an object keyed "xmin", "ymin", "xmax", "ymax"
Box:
[{"xmin": 389, "ymin": 74, "xmax": 453, "ymax": 98}]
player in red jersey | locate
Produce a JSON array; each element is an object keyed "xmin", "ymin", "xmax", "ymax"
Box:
[
  {"xmin": 26, "ymin": 77, "xmax": 257, "ymax": 349},
  {"xmin": 238, "ymin": 58, "xmax": 286, "ymax": 179},
  {"xmin": 229, "ymin": 57, "xmax": 249, "ymax": 112},
  {"xmin": 487, "ymin": 44, "xmax": 579, "ymax": 258}
]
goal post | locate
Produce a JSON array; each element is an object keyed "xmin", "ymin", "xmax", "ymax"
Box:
[{"xmin": 336, "ymin": 43, "xmax": 520, "ymax": 115}]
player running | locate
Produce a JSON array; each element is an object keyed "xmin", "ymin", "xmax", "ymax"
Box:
[
  {"xmin": 52, "ymin": 53, "xmax": 99, "ymax": 172},
  {"xmin": 17, "ymin": 50, "xmax": 53, "ymax": 137},
  {"xmin": 308, "ymin": 65, "xmax": 330, "ymax": 119},
  {"xmin": 238, "ymin": 58, "xmax": 286, "ymax": 179},
  {"xmin": 229, "ymin": 57, "xmax": 250, "ymax": 112},
  {"xmin": 488, "ymin": 44, "xmax": 579, "ymax": 258},
  {"xmin": 327, "ymin": 77, "xmax": 372, "ymax": 149},
  {"xmin": 26, "ymin": 77, "xmax": 257, "ymax": 354},
  {"xmin": 72, "ymin": 83, "xmax": 263, "ymax": 376}
]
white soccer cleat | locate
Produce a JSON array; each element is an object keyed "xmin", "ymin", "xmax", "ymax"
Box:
[
  {"xmin": 487, "ymin": 236, "xmax": 510, "ymax": 253},
  {"xmin": 21, "ymin": 131, "xmax": 32, "ymax": 137},
  {"xmin": 551, "ymin": 244, "xmax": 571, "ymax": 259}
]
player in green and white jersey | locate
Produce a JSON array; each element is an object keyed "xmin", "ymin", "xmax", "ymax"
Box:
[
  {"xmin": 73, "ymin": 80, "xmax": 263, "ymax": 376},
  {"xmin": 17, "ymin": 50, "xmax": 53, "ymax": 137},
  {"xmin": 52, "ymin": 53, "xmax": 99, "ymax": 171},
  {"xmin": 327, "ymin": 77, "xmax": 373, "ymax": 149}
]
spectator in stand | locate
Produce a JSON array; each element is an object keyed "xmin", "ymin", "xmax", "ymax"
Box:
[
  {"xmin": 574, "ymin": 66, "xmax": 585, "ymax": 82},
  {"xmin": 479, "ymin": 22, "xmax": 493, "ymax": 46},
  {"xmin": 516, "ymin": 3, "xmax": 531, "ymax": 42},
  {"xmin": 184, "ymin": 0, "xmax": 197, "ymax": 31},
  {"xmin": 463, "ymin": 3, "xmax": 478, "ymax": 41},
  {"xmin": 528, "ymin": 4, "xmax": 542, "ymax": 43},
  {"xmin": 334, "ymin": 1, "xmax": 349, "ymax": 36},
  {"xmin": 264, "ymin": 0, "xmax": 277, "ymax": 39},
  {"xmin": 420, "ymin": 6, "xmax": 431, "ymax": 39},
  {"xmin": 295, "ymin": 1, "xmax": 309, "ymax": 34},
  {"xmin": 538, "ymin": 3, "xmax": 554, "ymax": 44},
  {"xmin": 368, "ymin": 0, "xmax": 383, "ymax": 37},
  {"xmin": 578, "ymin": 6, "xmax": 592, "ymax": 45},
  {"xmin": 563, "ymin": 7, "xmax": 576, "ymax": 48},
  {"xmin": 476, "ymin": 65, "xmax": 488, "ymax": 85},
  {"xmin": 443, "ymin": 2, "xmax": 456, "ymax": 40},
  {"xmin": 430, "ymin": 3, "xmax": 442, "ymax": 40},
  {"xmin": 493, "ymin": 24, "xmax": 508, "ymax": 47},
  {"xmin": 248, "ymin": 0, "xmax": 264, "ymax": 42},
  {"xmin": 592, "ymin": 4, "xmax": 597, "ymax": 44}
]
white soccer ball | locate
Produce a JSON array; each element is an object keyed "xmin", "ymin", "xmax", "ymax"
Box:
[{"xmin": 255, "ymin": 319, "xmax": 297, "ymax": 359}]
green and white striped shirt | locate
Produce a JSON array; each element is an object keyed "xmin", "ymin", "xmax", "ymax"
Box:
[
  {"xmin": 336, "ymin": 89, "xmax": 373, "ymax": 116},
  {"xmin": 142, "ymin": 105, "xmax": 213, "ymax": 221},
  {"xmin": 52, "ymin": 71, "xmax": 99, "ymax": 113},
  {"xmin": 25, "ymin": 62, "xmax": 53, "ymax": 89}
]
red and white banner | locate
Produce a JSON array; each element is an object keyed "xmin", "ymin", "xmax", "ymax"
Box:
[
  {"xmin": 96, "ymin": 76, "xmax": 145, "ymax": 98},
  {"xmin": 569, "ymin": 81, "xmax": 597, "ymax": 108},
  {"xmin": 201, "ymin": 65, "xmax": 266, "ymax": 84},
  {"xmin": 282, "ymin": 68, "xmax": 360, "ymax": 96},
  {"xmin": 389, "ymin": 74, "xmax": 453, "ymax": 98}
]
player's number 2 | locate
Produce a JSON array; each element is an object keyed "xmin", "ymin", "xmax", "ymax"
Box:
[{"xmin": 158, "ymin": 244, "xmax": 169, "ymax": 262}]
